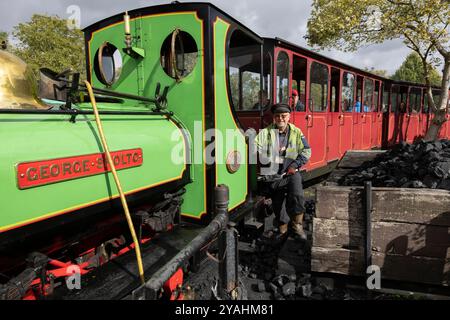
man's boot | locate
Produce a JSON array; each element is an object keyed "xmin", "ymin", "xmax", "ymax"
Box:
[{"xmin": 291, "ymin": 213, "xmax": 307, "ymax": 240}]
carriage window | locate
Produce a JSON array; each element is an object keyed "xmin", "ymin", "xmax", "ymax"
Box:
[
  {"xmin": 355, "ymin": 76, "xmax": 363, "ymax": 112},
  {"xmin": 398, "ymin": 86, "xmax": 408, "ymax": 113},
  {"xmin": 310, "ymin": 62, "xmax": 328, "ymax": 112},
  {"xmin": 391, "ymin": 85, "xmax": 398, "ymax": 113},
  {"xmin": 363, "ymin": 78, "xmax": 374, "ymax": 112},
  {"xmin": 409, "ymin": 88, "xmax": 422, "ymax": 113},
  {"xmin": 276, "ymin": 51, "xmax": 289, "ymax": 104},
  {"xmin": 433, "ymin": 90, "xmax": 441, "ymax": 108},
  {"xmin": 341, "ymin": 72, "xmax": 355, "ymax": 113},
  {"xmin": 374, "ymin": 82, "xmax": 380, "ymax": 112},
  {"xmin": 382, "ymin": 84, "xmax": 389, "ymax": 113},
  {"xmin": 292, "ymin": 55, "xmax": 307, "ymax": 111},
  {"xmin": 423, "ymin": 92, "xmax": 429, "ymax": 113},
  {"xmin": 228, "ymin": 30, "xmax": 262, "ymax": 111},
  {"xmin": 330, "ymin": 67, "xmax": 340, "ymax": 112}
]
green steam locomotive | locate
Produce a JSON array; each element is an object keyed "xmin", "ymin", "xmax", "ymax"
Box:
[{"xmin": 0, "ymin": 2, "xmax": 263, "ymax": 299}]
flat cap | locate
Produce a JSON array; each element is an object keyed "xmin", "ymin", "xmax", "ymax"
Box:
[{"xmin": 271, "ymin": 103, "xmax": 291, "ymax": 114}]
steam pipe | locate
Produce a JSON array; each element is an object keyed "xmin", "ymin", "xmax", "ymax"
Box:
[{"xmin": 137, "ymin": 185, "xmax": 230, "ymax": 300}]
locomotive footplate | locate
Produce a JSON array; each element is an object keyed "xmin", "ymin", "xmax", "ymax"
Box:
[{"xmin": 52, "ymin": 224, "xmax": 204, "ymax": 300}]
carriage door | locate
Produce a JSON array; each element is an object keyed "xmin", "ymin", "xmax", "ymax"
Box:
[
  {"xmin": 407, "ymin": 87, "xmax": 421, "ymax": 142},
  {"xmin": 291, "ymin": 54, "xmax": 308, "ymax": 136},
  {"xmin": 327, "ymin": 67, "xmax": 341, "ymax": 162},
  {"xmin": 362, "ymin": 77, "xmax": 374, "ymax": 149},
  {"xmin": 352, "ymin": 75, "xmax": 364, "ymax": 149},
  {"xmin": 339, "ymin": 71, "xmax": 355, "ymax": 156},
  {"xmin": 307, "ymin": 61, "xmax": 328, "ymax": 170}
]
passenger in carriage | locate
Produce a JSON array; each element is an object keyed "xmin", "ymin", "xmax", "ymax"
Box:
[
  {"xmin": 354, "ymin": 96, "xmax": 362, "ymax": 112},
  {"xmin": 363, "ymin": 100, "xmax": 371, "ymax": 112},
  {"xmin": 291, "ymin": 89, "xmax": 305, "ymax": 111},
  {"xmin": 399, "ymin": 101, "xmax": 407, "ymax": 113}
]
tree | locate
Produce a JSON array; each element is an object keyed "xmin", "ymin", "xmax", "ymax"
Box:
[
  {"xmin": 0, "ymin": 31, "xmax": 8, "ymax": 50},
  {"xmin": 364, "ymin": 67, "xmax": 389, "ymax": 78},
  {"xmin": 12, "ymin": 14, "xmax": 85, "ymax": 78},
  {"xmin": 392, "ymin": 52, "xmax": 442, "ymax": 86},
  {"xmin": 307, "ymin": 0, "xmax": 450, "ymax": 140},
  {"xmin": 0, "ymin": 31, "xmax": 7, "ymax": 43}
]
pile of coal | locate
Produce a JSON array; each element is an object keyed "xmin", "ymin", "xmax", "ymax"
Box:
[
  {"xmin": 239, "ymin": 199, "xmax": 316, "ymax": 281},
  {"xmin": 262, "ymin": 273, "xmax": 358, "ymax": 300},
  {"xmin": 340, "ymin": 140, "xmax": 450, "ymax": 189}
]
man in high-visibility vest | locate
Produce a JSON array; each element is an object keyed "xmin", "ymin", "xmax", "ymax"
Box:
[{"xmin": 255, "ymin": 103, "xmax": 311, "ymax": 239}]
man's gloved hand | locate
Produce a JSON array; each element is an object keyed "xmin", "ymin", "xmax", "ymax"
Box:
[{"xmin": 285, "ymin": 166, "xmax": 297, "ymax": 176}]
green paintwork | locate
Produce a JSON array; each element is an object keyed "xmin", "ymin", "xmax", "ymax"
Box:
[
  {"xmin": 127, "ymin": 46, "xmax": 146, "ymax": 59},
  {"xmin": 0, "ymin": 9, "xmax": 253, "ymax": 233},
  {"xmin": 87, "ymin": 12, "xmax": 206, "ymax": 218},
  {"xmin": 213, "ymin": 19, "xmax": 248, "ymax": 210},
  {"xmin": 0, "ymin": 109, "xmax": 186, "ymax": 232}
]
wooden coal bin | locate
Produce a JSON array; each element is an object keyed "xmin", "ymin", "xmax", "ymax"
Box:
[{"xmin": 312, "ymin": 151, "xmax": 450, "ymax": 286}]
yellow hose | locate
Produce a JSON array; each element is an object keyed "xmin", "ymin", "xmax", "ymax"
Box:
[{"xmin": 84, "ymin": 81, "xmax": 145, "ymax": 285}]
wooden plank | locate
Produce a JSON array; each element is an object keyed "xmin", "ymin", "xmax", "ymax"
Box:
[
  {"xmin": 311, "ymin": 247, "xmax": 365, "ymax": 276},
  {"xmin": 372, "ymin": 189, "xmax": 450, "ymax": 226},
  {"xmin": 315, "ymin": 186, "xmax": 364, "ymax": 221},
  {"xmin": 312, "ymin": 218, "xmax": 364, "ymax": 250},
  {"xmin": 311, "ymin": 247, "xmax": 449, "ymax": 286},
  {"xmin": 372, "ymin": 222, "xmax": 450, "ymax": 259},
  {"xmin": 337, "ymin": 150, "xmax": 386, "ymax": 169},
  {"xmin": 315, "ymin": 186, "xmax": 450, "ymax": 226},
  {"xmin": 313, "ymin": 218, "xmax": 450, "ymax": 260}
]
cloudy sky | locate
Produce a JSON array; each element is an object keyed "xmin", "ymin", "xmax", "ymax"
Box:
[{"xmin": 0, "ymin": 0, "xmax": 412, "ymax": 75}]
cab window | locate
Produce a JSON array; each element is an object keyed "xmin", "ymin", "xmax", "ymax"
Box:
[{"xmin": 228, "ymin": 30, "xmax": 262, "ymax": 111}]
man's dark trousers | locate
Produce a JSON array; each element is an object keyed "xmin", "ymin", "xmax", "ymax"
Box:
[{"xmin": 269, "ymin": 172, "xmax": 305, "ymax": 225}]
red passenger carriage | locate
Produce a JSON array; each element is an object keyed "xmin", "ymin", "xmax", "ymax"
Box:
[{"xmin": 234, "ymin": 38, "xmax": 450, "ymax": 181}]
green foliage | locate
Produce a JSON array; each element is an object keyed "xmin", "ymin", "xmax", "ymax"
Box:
[
  {"xmin": 0, "ymin": 31, "xmax": 7, "ymax": 44},
  {"xmin": 307, "ymin": 0, "xmax": 450, "ymax": 123},
  {"xmin": 229, "ymin": 70, "xmax": 261, "ymax": 110},
  {"xmin": 12, "ymin": 14, "xmax": 85, "ymax": 78},
  {"xmin": 392, "ymin": 52, "xmax": 442, "ymax": 86},
  {"xmin": 307, "ymin": 0, "xmax": 450, "ymax": 55},
  {"xmin": 364, "ymin": 67, "xmax": 389, "ymax": 78}
]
